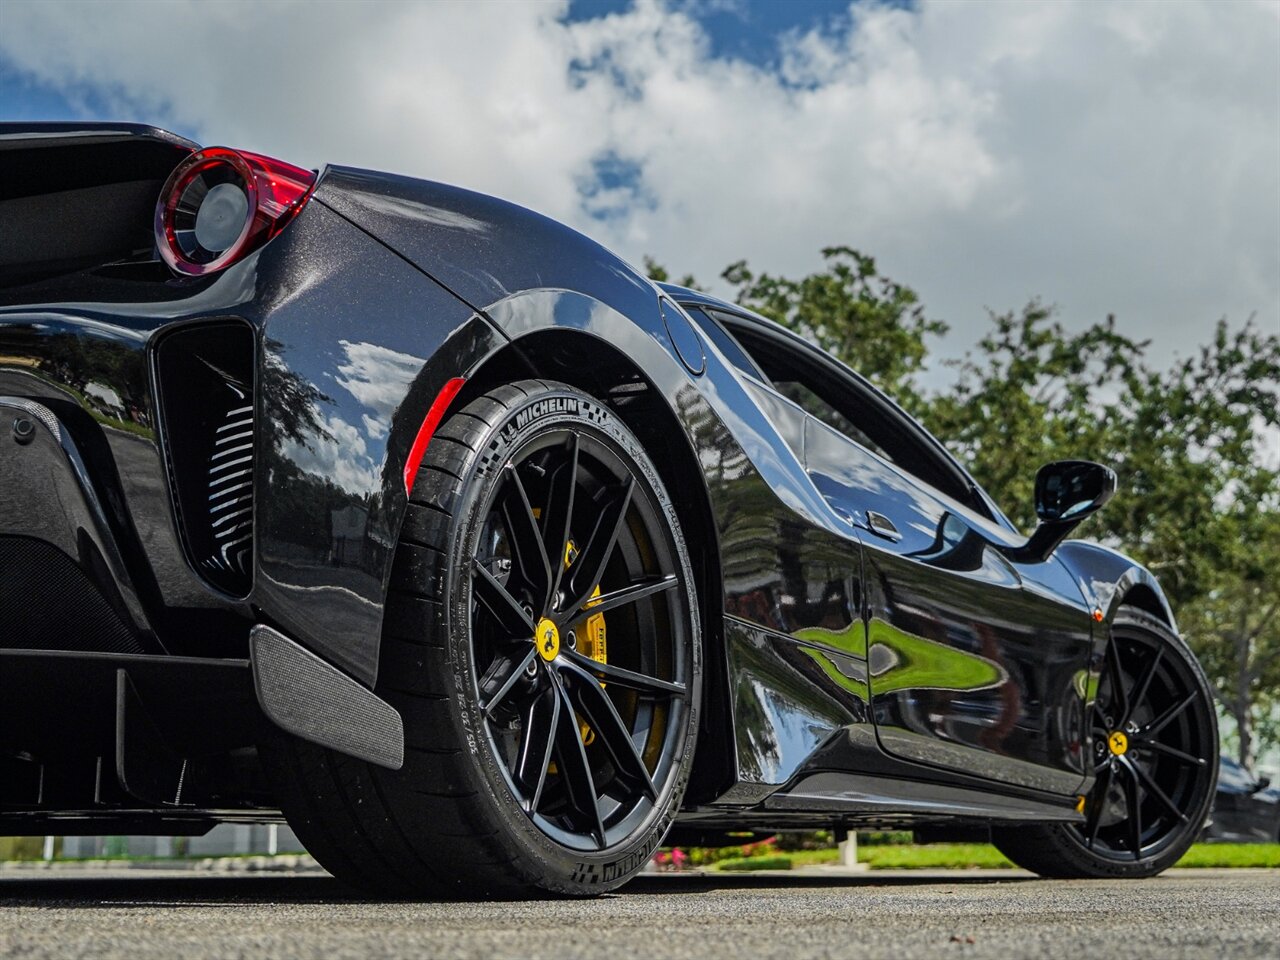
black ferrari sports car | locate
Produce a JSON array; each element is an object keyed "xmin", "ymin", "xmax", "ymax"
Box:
[{"xmin": 0, "ymin": 122, "xmax": 1219, "ymax": 897}]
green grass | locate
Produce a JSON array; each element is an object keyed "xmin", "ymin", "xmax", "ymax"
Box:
[
  {"xmin": 712, "ymin": 843, "xmax": 1280, "ymax": 871},
  {"xmin": 717, "ymin": 855, "xmax": 793, "ymax": 872},
  {"xmin": 1174, "ymin": 843, "xmax": 1280, "ymax": 868},
  {"xmin": 862, "ymin": 844, "xmax": 1014, "ymax": 869}
]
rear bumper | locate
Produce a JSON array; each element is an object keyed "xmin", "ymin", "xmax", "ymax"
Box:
[{"xmin": 0, "ymin": 397, "xmax": 153, "ymax": 648}]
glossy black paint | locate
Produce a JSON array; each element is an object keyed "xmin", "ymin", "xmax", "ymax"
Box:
[{"xmin": 1, "ymin": 122, "xmax": 1184, "ymax": 835}]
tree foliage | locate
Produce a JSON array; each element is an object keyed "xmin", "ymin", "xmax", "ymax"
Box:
[
  {"xmin": 936, "ymin": 309, "xmax": 1280, "ymax": 769},
  {"xmin": 643, "ymin": 255, "xmax": 702, "ymax": 292}
]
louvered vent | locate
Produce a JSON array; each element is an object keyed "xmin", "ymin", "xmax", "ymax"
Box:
[
  {"xmin": 154, "ymin": 320, "xmax": 256, "ymax": 597},
  {"xmin": 204, "ymin": 376, "xmax": 254, "ymax": 579}
]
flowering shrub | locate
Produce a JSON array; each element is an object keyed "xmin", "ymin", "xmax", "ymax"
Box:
[
  {"xmin": 654, "ymin": 836, "xmax": 780, "ymax": 870},
  {"xmin": 652, "ymin": 847, "xmax": 690, "ymax": 871}
]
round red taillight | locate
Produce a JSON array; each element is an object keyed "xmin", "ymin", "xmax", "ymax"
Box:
[{"xmin": 155, "ymin": 147, "xmax": 316, "ymax": 276}]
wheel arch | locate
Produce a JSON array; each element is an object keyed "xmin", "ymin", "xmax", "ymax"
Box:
[
  {"xmin": 1117, "ymin": 582, "xmax": 1173, "ymax": 627},
  {"xmin": 1054, "ymin": 539, "xmax": 1179, "ymax": 632}
]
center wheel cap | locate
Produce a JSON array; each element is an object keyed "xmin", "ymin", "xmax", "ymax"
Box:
[
  {"xmin": 1108, "ymin": 730, "xmax": 1128, "ymax": 756},
  {"xmin": 535, "ymin": 617, "xmax": 560, "ymax": 661}
]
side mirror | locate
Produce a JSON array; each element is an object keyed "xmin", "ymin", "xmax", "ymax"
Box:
[
  {"xmin": 1253, "ymin": 776, "xmax": 1272, "ymax": 793},
  {"xmin": 1034, "ymin": 460, "xmax": 1117, "ymax": 524},
  {"xmin": 1006, "ymin": 460, "xmax": 1117, "ymax": 563}
]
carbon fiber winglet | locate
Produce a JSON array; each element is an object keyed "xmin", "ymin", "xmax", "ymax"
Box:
[{"xmin": 250, "ymin": 625, "xmax": 404, "ymax": 770}]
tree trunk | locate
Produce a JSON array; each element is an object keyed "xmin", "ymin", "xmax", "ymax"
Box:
[
  {"xmin": 1235, "ymin": 704, "xmax": 1254, "ymax": 771},
  {"xmin": 1234, "ymin": 624, "xmax": 1255, "ymax": 770}
]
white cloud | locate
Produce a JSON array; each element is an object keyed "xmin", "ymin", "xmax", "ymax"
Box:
[
  {"xmin": 333, "ymin": 338, "xmax": 425, "ymax": 439},
  {"xmin": 281, "ymin": 411, "xmax": 379, "ymax": 495},
  {"xmin": 2, "ymin": 0, "xmax": 1276, "ymax": 375}
]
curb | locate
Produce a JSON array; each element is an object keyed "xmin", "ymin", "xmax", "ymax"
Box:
[{"xmin": 0, "ymin": 855, "xmax": 327, "ymax": 874}]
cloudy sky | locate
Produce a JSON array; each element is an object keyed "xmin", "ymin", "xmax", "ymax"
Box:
[{"xmin": 1, "ymin": 0, "xmax": 1277, "ymax": 375}]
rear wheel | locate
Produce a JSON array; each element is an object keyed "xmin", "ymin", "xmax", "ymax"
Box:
[
  {"xmin": 992, "ymin": 607, "xmax": 1217, "ymax": 878},
  {"xmin": 266, "ymin": 380, "xmax": 701, "ymax": 897}
]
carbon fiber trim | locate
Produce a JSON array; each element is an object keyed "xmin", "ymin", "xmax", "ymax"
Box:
[{"xmin": 249, "ymin": 625, "xmax": 404, "ymax": 770}]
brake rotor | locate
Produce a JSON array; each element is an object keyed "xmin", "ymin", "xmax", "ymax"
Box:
[{"xmin": 565, "ymin": 540, "xmax": 607, "ymax": 744}]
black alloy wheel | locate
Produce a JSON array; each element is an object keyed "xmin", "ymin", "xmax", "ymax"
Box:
[
  {"xmin": 1073, "ymin": 615, "xmax": 1217, "ymax": 862},
  {"xmin": 992, "ymin": 607, "xmax": 1217, "ymax": 878},
  {"xmin": 469, "ymin": 424, "xmax": 691, "ymax": 851}
]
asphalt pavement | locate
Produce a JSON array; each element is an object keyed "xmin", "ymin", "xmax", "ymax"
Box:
[{"xmin": 1, "ymin": 867, "xmax": 1277, "ymax": 959}]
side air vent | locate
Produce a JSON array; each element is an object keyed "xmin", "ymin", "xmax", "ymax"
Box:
[{"xmin": 154, "ymin": 320, "xmax": 256, "ymax": 597}]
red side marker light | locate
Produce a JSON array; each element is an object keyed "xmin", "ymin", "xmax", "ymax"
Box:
[
  {"xmin": 404, "ymin": 377, "xmax": 467, "ymax": 495},
  {"xmin": 1093, "ymin": 608, "xmax": 1105, "ymax": 622}
]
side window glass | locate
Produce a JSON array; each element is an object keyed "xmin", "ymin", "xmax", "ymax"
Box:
[
  {"xmin": 706, "ymin": 309, "xmax": 895, "ymax": 465},
  {"xmin": 716, "ymin": 313, "xmax": 984, "ymax": 516},
  {"xmin": 768, "ymin": 379, "xmax": 892, "ymax": 464},
  {"xmin": 684, "ymin": 307, "xmax": 769, "ymax": 383}
]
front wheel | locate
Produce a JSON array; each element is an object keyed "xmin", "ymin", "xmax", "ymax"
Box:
[
  {"xmin": 992, "ymin": 607, "xmax": 1217, "ymax": 878},
  {"xmin": 266, "ymin": 380, "xmax": 702, "ymax": 898}
]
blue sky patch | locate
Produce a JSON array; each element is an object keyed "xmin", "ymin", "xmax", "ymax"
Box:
[
  {"xmin": 564, "ymin": 0, "xmax": 909, "ymax": 68},
  {"xmin": 0, "ymin": 55, "xmax": 197, "ymax": 140},
  {"xmin": 578, "ymin": 150, "xmax": 655, "ymax": 221}
]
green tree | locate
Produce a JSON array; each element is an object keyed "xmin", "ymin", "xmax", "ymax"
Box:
[
  {"xmin": 1115, "ymin": 323, "xmax": 1280, "ymax": 768},
  {"xmin": 927, "ymin": 302, "xmax": 1145, "ymax": 533},
  {"xmin": 643, "ymin": 256, "xmax": 702, "ymax": 291}
]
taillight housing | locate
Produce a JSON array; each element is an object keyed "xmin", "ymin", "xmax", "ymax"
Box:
[{"xmin": 154, "ymin": 147, "xmax": 316, "ymax": 276}]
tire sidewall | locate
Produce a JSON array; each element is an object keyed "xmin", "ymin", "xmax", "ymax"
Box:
[{"xmin": 436, "ymin": 381, "xmax": 701, "ymax": 894}]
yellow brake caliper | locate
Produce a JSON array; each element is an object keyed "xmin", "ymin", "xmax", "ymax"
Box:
[{"xmin": 565, "ymin": 540, "xmax": 607, "ymax": 745}]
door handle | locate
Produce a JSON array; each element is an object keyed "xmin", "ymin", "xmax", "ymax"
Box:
[{"xmin": 866, "ymin": 510, "xmax": 902, "ymax": 541}]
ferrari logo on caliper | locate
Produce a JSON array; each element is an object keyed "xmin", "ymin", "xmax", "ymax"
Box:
[{"xmin": 535, "ymin": 617, "xmax": 560, "ymax": 661}]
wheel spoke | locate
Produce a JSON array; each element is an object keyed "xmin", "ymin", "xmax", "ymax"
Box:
[
  {"xmin": 1122, "ymin": 645, "xmax": 1164, "ymax": 727},
  {"xmin": 541, "ymin": 434, "xmax": 579, "ymax": 606},
  {"xmin": 561, "ymin": 648, "xmax": 685, "ymax": 696},
  {"xmin": 1141, "ymin": 692, "xmax": 1196, "ymax": 738},
  {"xmin": 1134, "ymin": 738, "xmax": 1206, "ymax": 767},
  {"xmin": 515, "ymin": 684, "xmax": 559, "ymax": 814},
  {"xmin": 471, "ymin": 559, "xmax": 535, "ymax": 638},
  {"xmin": 480, "ymin": 647, "xmax": 537, "ymax": 718},
  {"xmin": 1119, "ymin": 758, "xmax": 1144, "ymax": 859},
  {"xmin": 560, "ymin": 659, "xmax": 657, "ymax": 800},
  {"xmin": 1083, "ymin": 761, "xmax": 1113, "ymax": 849},
  {"xmin": 550, "ymin": 672, "xmax": 606, "ymax": 847},
  {"xmin": 565, "ymin": 575, "xmax": 678, "ymax": 624},
  {"xmin": 1106, "ymin": 637, "xmax": 1130, "ymax": 722},
  {"xmin": 563, "ymin": 477, "xmax": 635, "ymax": 614},
  {"xmin": 501, "ymin": 464, "xmax": 552, "ymax": 609},
  {"xmin": 1123, "ymin": 756, "xmax": 1188, "ymax": 824}
]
